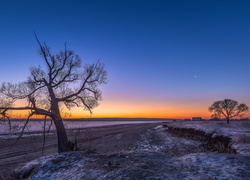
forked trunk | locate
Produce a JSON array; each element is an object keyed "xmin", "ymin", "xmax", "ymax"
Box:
[{"xmin": 53, "ymin": 118, "xmax": 70, "ymax": 152}]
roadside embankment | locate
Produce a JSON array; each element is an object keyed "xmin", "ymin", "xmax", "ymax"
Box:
[{"xmin": 162, "ymin": 120, "xmax": 250, "ymax": 156}]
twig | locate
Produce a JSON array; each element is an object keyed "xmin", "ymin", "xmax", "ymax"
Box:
[
  {"xmin": 42, "ymin": 115, "xmax": 48, "ymax": 155},
  {"xmin": 13, "ymin": 112, "xmax": 34, "ymax": 144}
]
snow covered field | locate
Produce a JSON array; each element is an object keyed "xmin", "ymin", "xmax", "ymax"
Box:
[
  {"xmin": 12, "ymin": 122, "xmax": 250, "ymax": 180},
  {"xmin": 164, "ymin": 120, "xmax": 250, "ymax": 156}
]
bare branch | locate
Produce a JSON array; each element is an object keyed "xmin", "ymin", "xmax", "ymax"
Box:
[
  {"xmin": 209, "ymin": 99, "xmax": 249, "ymax": 123},
  {"xmin": 47, "ymin": 118, "xmax": 53, "ymax": 133},
  {"xmin": 1, "ymin": 81, "xmax": 46, "ymax": 100},
  {"xmin": 57, "ymin": 62, "xmax": 106, "ymax": 103},
  {"xmin": 0, "ymin": 107, "xmax": 54, "ymax": 117},
  {"xmin": 0, "ymin": 36, "xmax": 107, "ymax": 152},
  {"xmin": 34, "ymin": 32, "xmax": 52, "ymax": 71},
  {"xmin": 0, "ymin": 111, "xmax": 12, "ymax": 131},
  {"xmin": 42, "ymin": 115, "xmax": 48, "ymax": 155},
  {"xmin": 15, "ymin": 112, "xmax": 34, "ymax": 143}
]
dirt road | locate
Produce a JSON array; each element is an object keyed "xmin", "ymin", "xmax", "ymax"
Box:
[{"xmin": 0, "ymin": 123, "xmax": 162, "ymax": 179}]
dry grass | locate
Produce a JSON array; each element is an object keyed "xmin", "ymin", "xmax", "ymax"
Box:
[
  {"xmin": 234, "ymin": 134, "xmax": 250, "ymax": 144},
  {"xmin": 164, "ymin": 120, "xmax": 250, "ymax": 156}
]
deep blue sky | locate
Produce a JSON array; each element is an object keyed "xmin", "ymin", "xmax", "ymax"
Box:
[{"xmin": 1, "ymin": 0, "xmax": 249, "ymax": 118}]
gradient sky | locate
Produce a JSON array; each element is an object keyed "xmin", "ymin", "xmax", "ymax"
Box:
[{"xmin": 0, "ymin": 0, "xmax": 250, "ymax": 119}]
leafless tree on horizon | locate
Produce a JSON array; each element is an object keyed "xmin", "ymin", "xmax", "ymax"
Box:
[
  {"xmin": 208, "ymin": 99, "xmax": 249, "ymax": 123},
  {"xmin": 0, "ymin": 34, "xmax": 107, "ymax": 152}
]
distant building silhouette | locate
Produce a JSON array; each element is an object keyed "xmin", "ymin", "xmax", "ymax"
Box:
[{"xmin": 192, "ymin": 117, "xmax": 202, "ymax": 121}]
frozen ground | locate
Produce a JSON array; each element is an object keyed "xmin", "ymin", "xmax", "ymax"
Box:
[
  {"xmin": 164, "ymin": 120, "xmax": 250, "ymax": 156},
  {"xmin": 13, "ymin": 124, "xmax": 250, "ymax": 180}
]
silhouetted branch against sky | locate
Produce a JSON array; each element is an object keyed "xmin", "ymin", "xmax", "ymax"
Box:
[
  {"xmin": 0, "ymin": 37, "xmax": 107, "ymax": 116},
  {"xmin": 208, "ymin": 99, "xmax": 249, "ymax": 123},
  {"xmin": 0, "ymin": 35, "xmax": 108, "ymax": 152},
  {"xmin": 0, "ymin": 1, "xmax": 250, "ymax": 119}
]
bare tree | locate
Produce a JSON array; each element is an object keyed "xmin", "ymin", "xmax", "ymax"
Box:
[
  {"xmin": 208, "ymin": 99, "xmax": 249, "ymax": 123},
  {"xmin": 0, "ymin": 35, "xmax": 107, "ymax": 152}
]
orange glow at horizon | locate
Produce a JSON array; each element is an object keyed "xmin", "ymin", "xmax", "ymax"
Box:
[
  {"xmin": 6, "ymin": 99, "xmax": 250, "ymax": 120},
  {"xmin": 64, "ymin": 99, "xmax": 221, "ymax": 119}
]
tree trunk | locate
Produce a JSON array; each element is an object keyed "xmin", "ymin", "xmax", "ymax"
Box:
[
  {"xmin": 46, "ymin": 84, "xmax": 70, "ymax": 152},
  {"xmin": 226, "ymin": 117, "xmax": 230, "ymax": 124},
  {"xmin": 53, "ymin": 118, "xmax": 70, "ymax": 153}
]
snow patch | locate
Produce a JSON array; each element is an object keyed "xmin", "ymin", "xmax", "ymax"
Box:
[{"xmin": 14, "ymin": 151, "xmax": 250, "ymax": 180}]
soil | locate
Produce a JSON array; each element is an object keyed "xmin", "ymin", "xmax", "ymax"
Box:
[
  {"xmin": 0, "ymin": 123, "xmax": 162, "ymax": 179},
  {"xmin": 1, "ymin": 122, "xmax": 250, "ymax": 180}
]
